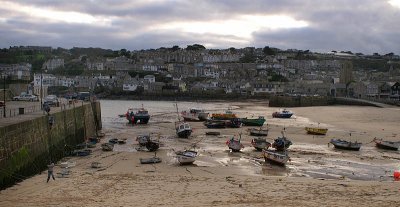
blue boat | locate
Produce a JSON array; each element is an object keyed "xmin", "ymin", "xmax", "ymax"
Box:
[{"xmin": 272, "ymin": 109, "xmax": 293, "ymax": 118}]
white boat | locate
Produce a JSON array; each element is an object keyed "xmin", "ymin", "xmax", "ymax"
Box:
[
  {"xmin": 181, "ymin": 108, "xmax": 209, "ymax": 121},
  {"xmin": 175, "ymin": 121, "xmax": 192, "ymax": 138},
  {"xmin": 263, "ymin": 149, "xmax": 290, "ymax": 165},
  {"xmin": 175, "ymin": 150, "xmax": 198, "ymax": 165},
  {"xmin": 174, "ymin": 103, "xmax": 192, "ymax": 138}
]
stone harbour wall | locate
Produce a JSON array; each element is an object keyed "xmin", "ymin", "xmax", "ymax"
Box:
[{"xmin": 0, "ymin": 101, "xmax": 101, "ymax": 189}]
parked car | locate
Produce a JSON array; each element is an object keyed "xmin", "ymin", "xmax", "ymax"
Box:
[
  {"xmin": 44, "ymin": 95, "xmax": 59, "ymax": 106},
  {"xmin": 0, "ymin": 101, "xmax": 4, "ymax": 107},
  {"xmin": 12, "ymin": 94, "xmax": 39, "ymax": 101},
  {"xmin": 77, "ymin": 92, "xmax": 91, "ymax": 101}
]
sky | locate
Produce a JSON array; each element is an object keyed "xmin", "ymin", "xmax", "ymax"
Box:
[{"xmin": 1, "ymin": 0, "xmax": 400, "ymax": 55}]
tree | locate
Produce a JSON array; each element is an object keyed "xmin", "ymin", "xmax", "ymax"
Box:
[
  {"xmin": 239, "ymin": 52, "xmax": 256, "ymax": 63},
  {"xmin": 262, "ymin": 46, "xmax": 276, "ymax": 56},
  {"xmin": 171, "ymin": 45, "xmax": 180, "ymax": 52},
  {"xmin": 186, "ymin": 44, "xmax": 206, "ymax": 50}
]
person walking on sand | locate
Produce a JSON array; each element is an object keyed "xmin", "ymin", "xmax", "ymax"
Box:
[{"xmin": 47, "ymin": 162, "xmax": 55, "ymax": 182}]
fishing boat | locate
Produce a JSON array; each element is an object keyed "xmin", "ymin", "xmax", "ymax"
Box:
[
  {"xmin": 181, "ymin": 108, "xmax": 209, "ymax": 121},
  {"xmin": 241, "ymin": 116, "xmax": 266, "ymax": 126},
  {"xmin": 305, "ymin": 126, "xmax": 328, "ymax": 135},
  {"xmin": 136, "ymin": 134, "xmax": 151, "ymax": 146},
  {"xmin": 373, "ymin": 138, "xmax": 400, "ymax": 151},
  {"xmin": 226, "ymin": 135, "xmax": 244, "ymax": 152},
  {"xmin": 272, "ymin": 109, "xmax": 293, "ymax": 118},
  {"xmin": 108, "ymin": 138, "xmax": 118, "ymax": 144},
  {"xmin": 251, "ymin": 137, "xmax": 271, "ymax": 151},
  {"xmin": 117, "ymin": 138, "xmax": 127, "ymax": 144},
  {"xmin": 263, "ymin": 149, "xmax": 290, "ymax": 165},
  {"xmin": 145, "ymin": 139, "xmax": 160, "ymax": 152},
  {"xmin": 225, "ymin": 118, "xmax": 243, "ymax": 128},
  {"xmin": 175, "ymin": 103, "xmax": 192, "ymax": 138},
  {"xmin": 271, "ymin": 130, "xmax": 292, "ymax": 151},
  {"xmin": 126, "ymin": 106, "xmax": 150, "ymax": 124},
  {"xmin": 329, "ymin": 139, "xmax": 362, "ymax": 151},
  {"xmin": 211, "ymin": 109, "xmax": 237, "ymax": 120},
  {"xmin": 206, "ymin": 131, "xmax": 221, "ymax": 136},
  {"xmin": 175, "ymin": 150, "xmax": 198, "ymax": 165},
  {"xmin": 249, "ymin": 128, "xmax": 269, "ymax": 136},
  {"xmin": 175, "ymin": 121, "xmax": 192, "ymax": 138},
  {"xmin": 204, "ymin": 120, "xmax": 226, "ymax": 128},
  {"xmin": 140, "ymin": 157, "xmax": 162, "ymax": 164},
  {"xmin": 101, "ymin": 143, "xmax": 114, "ymax": 151}
]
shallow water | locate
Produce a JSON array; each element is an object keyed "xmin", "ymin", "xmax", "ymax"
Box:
[{"xmin": 100, "ymin": 100, "xmax": 400, "ymax": 181}]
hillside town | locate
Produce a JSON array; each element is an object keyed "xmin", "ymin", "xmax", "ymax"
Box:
[{"xmin": 0, "ymin": 45, "xmax": 399, "ymax": 102}]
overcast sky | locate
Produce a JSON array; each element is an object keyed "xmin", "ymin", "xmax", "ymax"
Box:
[{"xmin": 1, "ymin": 0, "xmax": 400, "ymax": 55}]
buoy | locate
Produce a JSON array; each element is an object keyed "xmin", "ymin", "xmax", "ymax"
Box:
[{"xmin": 394, "ymin": 170, "xmax": 400, "ymax": 180}]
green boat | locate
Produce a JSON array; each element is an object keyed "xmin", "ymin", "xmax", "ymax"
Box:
[{"xmin": 241, "ymin": 116, "xmax": 266, "ymax": 126}]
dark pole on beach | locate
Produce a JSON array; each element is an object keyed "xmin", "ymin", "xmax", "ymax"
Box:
[
  {"xmin": 3, "ymin": 74, "xmax": 6, "ymax": 118},
  {"xmin": 40, "ymin": 70, "xmax": 43, "ymax": 110}
]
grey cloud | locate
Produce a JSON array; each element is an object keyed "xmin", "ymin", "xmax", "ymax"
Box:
[{"xmin": 1, "ymin": 0, "xmax": 400, "ymax": 54}]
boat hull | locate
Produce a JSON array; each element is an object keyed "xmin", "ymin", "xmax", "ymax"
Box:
[
  {"xmin": 226, "ymin": 140, "xmax": 244, "ymax": 152},
  {"xmin": 374, "ymin": 140, "xmax": 399, "ymax": 151},
  {"xmin": 249, "ymin": 129, "xmax": 269, "ymax": 136},
  {"xmin": 305, "ymin": 127, "xmax": 328, "ymax": 135},
  {"xmin": 251, "ymin": 138, "xmax": 271, "ymax": 151},
  {"xmin": 176, "ymin": 150, "xmax": 197, "ymax": 165},
  {"xmin": 263, "ymin": 150, "xmax": 289, "ymax": 165},
  {"xmin": 242, "ymin": 118, "xmax": 266, "ymax": 126},
  {"xmin": 177, "ymin": 129, "xmax": 192, "ymax": 138},
  {"xmin": 330, "ymin": 139, "xmax": 361, "ymax": 151},
  {"xmin": 272, "ymin": 113, "xmax": 293, "ymax": 118}
]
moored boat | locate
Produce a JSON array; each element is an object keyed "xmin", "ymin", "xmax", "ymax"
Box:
[
  {"xmin": 206, "ymin": 131, "xmax": 221, "ymax": 136},
  {"xmin": 204, "ymin": 120, "xmax": 226, "ymax": 128},
  {"xmin": 175, "ymin": 121, "xmax": 192, "ymax": 138},
  {"xmin": 249, "ymin": 128, "xmax": 269, "ymax": 136},
  {"xmin": 241, "ymin": 116, "xmax": 266, "ymax": 126},
  {"xmin": 271, "ymin": 130, "xmax": 292, "ymax": 151},
  {"xmin": 175, "ymin": 150, "xmax": 198, "ymax": 165},
  {"xmin": 329, "ymin": 139, "xmax": 362, "ymax": 151},
  {"xmin": 263, "ymin": 149, "xmax": 290, "ymax": 165},
  {"xmin": 251, "ymin": 137, "xmax": 271, "ymax": 151},
  {"xmin": 226, "ymin": 135, "xmax": 244, "ymax": 152},
  {"xmin": 126, "ymin": 107, "xmax": 150, "ymax": 124},
  {"xmin": 373, "ymin": 138, "xmax": 400, "ymax": 151},
  {"xmin": 101, "ymin": 143, "xmax": 114, "ymax": 151},
  {"xmin": 305, "ymin": 127, "xmax": 328, "ymax": 135},
  {"xmin": 140, "ymin": 157, "xmax": 162, "ymax": 164},
  {"xmin": 136, "ymin": 134, "xmax": 150, "ymax": 146},
  {"xmin": 145, "ymin": 139, "xmax": 160, "ymax": 152},
  {"xmin": 211, "ymin": 109, "xmax": 237, "ymax": 120},
  {"xmin": 181, "ymin": 108, "xmax": 209, "ymax": 121},
  {"xmin": 272, "ymin": 109, "xmax": 293, "ymax": 118},
  {"xmin": 225, "ymin": 118, "xmax": 242, "ymax": 128}
]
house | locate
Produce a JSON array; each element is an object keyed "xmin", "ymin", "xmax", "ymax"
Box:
[
  {"xmin": 144, "ymin": 75, "xmax": 155, "ymax": 83},
  {"xmin": 390, "ymin": 82, "xmax": 400, "ymax": 100},
  {"xmin": 253, "ymin": 81, "xmax": 285, "ymax": 95},
  {"xmin": 42, "ymin": 58, "xmax": 64, "ymax": 70},
  {"xmin": 123, "ymin": 78, "xmax": 141, "ymax": 92}
]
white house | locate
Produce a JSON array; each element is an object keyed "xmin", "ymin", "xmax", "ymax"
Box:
[
  {"xmin": 123, "ymin": 79, "xmax": 140, "ymax": 91},
  {"xmin": 144, "ymin": 75, "xmax": 155, "ymax": 83}
]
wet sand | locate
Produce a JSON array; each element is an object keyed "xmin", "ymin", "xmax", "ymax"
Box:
[{"xmin": 1, "ymin": 101, "xmax": 400, "ymax": 207}]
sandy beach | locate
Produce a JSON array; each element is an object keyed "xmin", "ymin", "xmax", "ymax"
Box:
[{"xmin": 1, "ymin": 100, "xmax": 399, "ymax": 207}]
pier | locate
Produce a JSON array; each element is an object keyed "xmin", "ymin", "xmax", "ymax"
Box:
[{"xmin": 0, "ymin": 99, "xmax": 101, "ymax": 189}]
